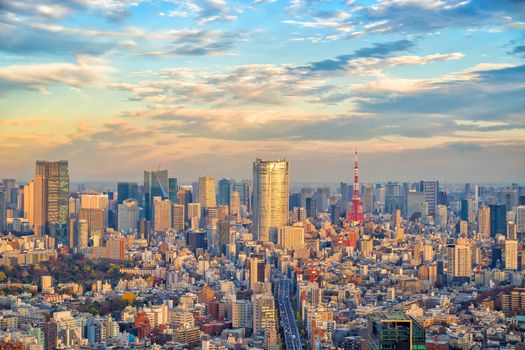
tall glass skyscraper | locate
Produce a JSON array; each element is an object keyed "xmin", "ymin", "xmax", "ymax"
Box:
[
  {"xmin": 198, "ymin": 176, "xmax": 216, "ymax": 208},
  {"xmin": 218, "ymin": 179, "xmax": 231, "ymax": 207},
  {"xmin": 489, "ymin": 204, "xmax": 506, "ymax": 237},
  {"xmin": 144, "ymin": 169, "xmax": 168, "ymax": 222},
  {"xmin": 117, "ymin": 182, "xmax": 139, "ymax": 205},
  {"xmin": 253, "ymin": 159, "xmax": 289, "ymax": 242},
  {"xmin": 35, "ymin": 160, "xmax": 69, "ymax": 243},
  {"xmin": 168, "ymin": 178, "xmax": 178, "ymax": 204}
]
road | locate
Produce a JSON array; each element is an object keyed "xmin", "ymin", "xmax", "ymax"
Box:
[{"xmin": 275, "ymin": 276, "xmax": 302, "ymax": 350}]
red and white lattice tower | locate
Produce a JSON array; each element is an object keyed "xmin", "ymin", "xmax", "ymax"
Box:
[{"xmin": 347, "ymin": 149, "xmax": 364, "ymax": 224}]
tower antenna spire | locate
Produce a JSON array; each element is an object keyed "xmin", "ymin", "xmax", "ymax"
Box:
[{"xmin": 347, "ymin": 147, "xmax": 363, "ymax": 225}]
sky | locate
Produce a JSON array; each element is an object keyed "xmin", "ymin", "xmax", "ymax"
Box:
[{"xmin": 0, "ymin": 0, "xmax": 524, "ymax": 183}]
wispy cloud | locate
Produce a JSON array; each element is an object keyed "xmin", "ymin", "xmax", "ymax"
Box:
[{"xmin": 0, "ymin": 55, "xmax": 114, "ymax": 93}]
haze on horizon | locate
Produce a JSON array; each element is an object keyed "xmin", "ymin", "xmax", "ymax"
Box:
[{"xmin": 0, "ymin": 0, "xmax": 524, "ymax": 183}]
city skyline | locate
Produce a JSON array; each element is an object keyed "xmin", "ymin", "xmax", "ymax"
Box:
[{"xmin": 0, "ymin": 0, "xmax": 524, "ymax": 182}]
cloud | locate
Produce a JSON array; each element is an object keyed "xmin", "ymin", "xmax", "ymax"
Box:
[
  {"xmin": 143, "ymin": 29, "xmax": 243, "ymax": 56},
  {"xmin": 446, "ymin": 142, "xmax": 484, "ymax": 152},
  {"xmin": 302, "ymin": 39, "xmax": 415, "ymax": 72},
  {"xmin": 0, "ymin": 5, "xmax": 147, "ymax": 56},
  {"xmin": 0, "ymin": 55, "xmax": 114, "ymax": 93},
  {"xmin": 510, "ymin": 45, "xmax": 525, "ymax": 57},
  {"xmin": 355, "ymin": 63, "xmax": 525, "ymax": 122},
  {"xmin": 0, "ymin": 1, "xmax": 143, "ymax": 22},
  {"xmin": 162, "ymin": 0, "xmax": 237, "ymax": 25},
  {"xmin": 357, "ymin": 0, "xmax": 525, "ymax": 34}
]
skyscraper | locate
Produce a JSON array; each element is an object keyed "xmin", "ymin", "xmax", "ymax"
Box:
[
  {"xmin": 516, "ymin": 205, "xmax": 525, "ymax": 234},
  {"xmin": 217, "ymin": 179, "xmax": 231, "ymax": 207},
  {"xmin": 169, "ymin": 178, "xmax": 178, "ymax": 204},
  {"xmin": 2, "ymin": 179, "xmax": 16, "ymax": 207},
  {"xmin": 34, "ymin": 160, "xmax": 69, "ymax": 242},
  {"xmin": 253, "ymin": 159, "xmax": 289, "ymax": 242},
  {"xmin": 252, "ymin": 293, "xmax": 276, "ymax": 336},
  {"xmin": 81, "ymin": 194, "xmax": 109, "ymax": 227},
  {"xmin": 118, "ymin": 199, "xmax": 139, "ymax": 233},
  {"xmin": 478, "ymin": 205, "xmax": 491, "ymax": 240},
  {"xmin": 435, "ymin": 204, "xmax": 448, "ymax": 228},
  {"xmin": 385, "ymin": 182, "xmax": 404, "ymax": 216},
  {"xmin": 153, "ymin": 196, "xmax": 171, "ymax": 231},
  {"xmin": 23, "ymin": 180, "xmax": 34, "ymax": 226},
  {"xmin": 117, "ymin": 182, "xmax": 139, "ymax": 205},
  {"xmin": 172, "ymin": 204, "xmax": 185, "ymax": 232},
  {"xmin": 420, "ymin": 180, "xmax": 439, "ymax": 217},
  {"xmin": 340, "ymin": 182, "xmax": 352, "ymax": 209},
  {"xmin": 198, "ymin": 176, "xmax": 216, "ymax": 208},
  {"xmin": 279, "ymin": 225, "xmax": 304, "ymax": 250},
  {"xmin": 144, "ymin": 169, "xmax": 168, "ymax": 222},
  {"xmin": 230, "ymin": 191, "xmax": 240, "ymax": 219},
  {"xmin": 460, "ymin": 199, "xmax": 470, "ymax": 221},
  {"xmin": 77, "ymin": 219, "xmax": 89, "ymax": 251},
  {"xmin": 362, "ymin": 184, "xmax": 374, "ymax": 214},
  {"xmin": 447, "ymin": 243, "xmax": 472, "ymax": 281},
  {"xmin": 489, "ymin": 204, "xmax": 506, "ymax": 237},
  {"xmin": 505, "ymin": 239, "xmax": 518, "ymax": 270}
]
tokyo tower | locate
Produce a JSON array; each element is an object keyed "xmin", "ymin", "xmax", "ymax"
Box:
[{"xmin": 347, "ymin": 149, "xmax": 364, "ymax": 224}]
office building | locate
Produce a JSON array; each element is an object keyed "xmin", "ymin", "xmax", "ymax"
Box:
[
  {"xmin": 505, "ymin": 239, "xmax": 518, "ymax": 271},
  {"xmin": 489, "ymin": 204, "xmax": 506, "ymax": 237},
  {"xmin": 198, "ymin": 176, "xmax": 216, "ymax": 208},
  {"xmin": 172, "ymin": 204, "xmax": 185, "ymax": 233},
  {"xmin": 144, "ymin": 169, "xmax": 168, "ymax": 222},
  {"xmin": 340, "ymin": 182, "xmax": 352, "ymax": 208},
  {"xmin": 329, "ymin": 203, "xmax": 341, "ymax": 225},
  {"xmin": 81, "ymin": 194, "xmax": 109, "ymax": 226},
  {"xmin": 217, "ymin": 179, "xmax": 231, "ymax": 207},
  {"xmin": 420, "ymin": 180, "xmax": 439, "ymax": 216},
  {"xmin": 315, "ymin": 187, "xmax": 330, "ymax": 212},
  {"xmin": 118, "ymin": 199, "xmax": 139, "ymax": 233},
  {"xmin": 23, "ymin": 180, "xmax": 34, "ymax": 226},
  {"xmin": 77, "ymin": 219, "xmax": 89, "ymax": 251},
  {"xmin": 305, "ymin": 197, "xmax": 316, "ymax": 219},
  {"xmin": 279, "ymin": 224, "xmax": 305, "ymax": 250},
  {"xmin": 362, "ymin": 184, "xmax": 374, "ymax": 214},
  {"xmin": 34, "ymin": 160, "xmax": 70, "ymax": 242},
  {"xmin": 230, "ymin": 191, "xmax": 240, "ymax": 218},
  {"xmin": 168, "ymin": 178, "xmax": 178, "ymax": 204},
  {"xmin": 117, "ymin": 182, "xmax": 139, "ymax": 205},
  {"xmin": 177, "ymin": 189, "xmax": 192, "ymax": 219},
  {"xmin": 460, "ymin": 199, "xmax": 470, "ymax": 221},
  {"xmin": 435, "ymin": 204, "xmax": 447, "ymax": 228},
  {"xmin": 252, "ymin": 159, "xmax": 289, "ymax": 242},
  {"xmin": 2, "ymin": 179, "xmax": 16, "ymax": 207},
  {"xmin": 153, "ymin": 197, "xmax": 171, "ymax": 231},
  {"xmin": 367, "ymin": 314, "xmax": 425, "ymax": 350},
  {"xmin": 507, "ymin": 222, "xmax": 517, "ymax": 240},
  {"xmin": 447, "ymin": 243, "xmax": 472, "ymax": 281},
  {"xmin": 517, "ymin": 205, "xmax": 525, "ymax": 234},
  {"xmin": 41, "ymin": 275, "xmax": 53, "ymax": 291},
  {"xmin": 385, "ymin": 182, "xmax": 405, "ymax": 216},
  {"xmin": 252, "ymin": 293, "xmax": 276, "ymax": 336},
  {"xmin": 407, "ymin": 191, "xmax": 425, "ymax": 219},
  {"xmin": 79, "ymin": 208, "xmax": 105, "ymax": 238},
  {"xmin": 188, "ymin": 203, "xmax": 202, "ymax": 230},
  {"xmin": 478, "ymin": 205, "xmax": 491, "ymax": 240},
  {"xmin": 232, "ymin": 300, "xmax": 253, "ymax": 329},
  {"xmin": 289, "ymin": 192, "xmax": 301, "ymax": 211}
]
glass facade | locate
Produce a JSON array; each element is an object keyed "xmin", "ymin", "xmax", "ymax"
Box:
[
  {"xmin": 253, "ymin": 159, "xmax": 289, "ymax": 242},
  {"xmin": 144, "ymin": 169, "xmax": 168, "ymax": 221}
]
